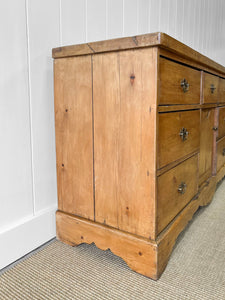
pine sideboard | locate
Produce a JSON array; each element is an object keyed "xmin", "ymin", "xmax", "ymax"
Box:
[{"xmin": 52, "ymin": 32, "xmax": 225, "ymax": 280}]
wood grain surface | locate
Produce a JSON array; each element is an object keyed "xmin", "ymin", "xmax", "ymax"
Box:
[
  {"xmin": 159, "ymin": 57, "xmax": 201, "ymax": 105},
  {"xmin": 52, "ymin": 32, "xmax": 160, "ymax": 58},
  {"xmin": 158, "ymin": 110, "xmax": 200, "ymax": 168},
  {"xmin": 218, "ymin": 106, "xmax": 225, "ymax": 140},
  {"xmin": 217, "ymin": 136, "xmax": 225, "ymax": 172},
  {"xmin": 219, "ymin": 77, "xmax": 225, "ymax": 103},
  {"xmin": 54, "ymin": 56, "xmax": 94, "ymax": 220},
  {"xmin": 56, "ymin": 211, "xmax": 159, "ymax": 280},
  {"xmin": 93, "ymin": 48, "xmax": 158, "ymax": 239},
  {"xmin": 52, "ymin": 32, "xmax": 225, "ymax": 76},
  {"xmin": 157, "ymin": 155, "xmax": 199, "ymax": 234},
  {"xmin": 199, "ymin": 108, "xmax": 215, "ymax": 185},
  {"xmin": 56, "ymin": 161, "xmax": 225, "ymax": 280},
  {"xmin": 158, "ymin": 104, "xmax": 201, "ymax": 113},
  {"xmin": 53, "ymin": 33, "xmax": 225, "ymax": 280},
  {"xmin": 202, "ymin": 72, "xmax": 219, "ymax": 104},
  {"xmin": 159, "ymin": 48, "xmax": 225, "ymax": 77}
]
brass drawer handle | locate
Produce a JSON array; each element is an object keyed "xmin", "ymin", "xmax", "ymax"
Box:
[
  {"xmin": 178, "ymin": 182, "xmax": 187, "ymax": 194},
  {"xmin": 181, "ymin": 78, "xmax": 189, "ymax": 93},
  {"xmin": 223, "ymin": 149, "xmax": 225, "ymax": 156},
  {"xmin": 210, "ymin": 84, "xmax": 216, "ymax": 94},
  {"xmin": 213, "ymin": 127, "xmax": 218, "ymax": 131},
  {"xmin": 179, "ymin": 127, "xmax": 189, "ymax": 141}
]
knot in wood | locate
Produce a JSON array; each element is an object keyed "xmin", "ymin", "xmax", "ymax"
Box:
[{"xmin": 130, "ymin": 74, "xmax": 135, "ymax": 85}]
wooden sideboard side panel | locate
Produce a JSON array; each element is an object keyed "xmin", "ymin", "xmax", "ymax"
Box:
[
  {"xmin": 93, "ymin": 52, "xmax": 121, "ymax": 228},
  {"xmin": 54, "ymin": 57, "xmax": 94, "ymax": 220},
  {"xmin": 93, "ymin": 48, "xmax": 158, "ymax": 240},
  {"xmin": 54, "ymin": 60, "xmax": 64, "ymax": 211}
]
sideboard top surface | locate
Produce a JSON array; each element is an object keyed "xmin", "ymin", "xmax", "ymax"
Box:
[{"xmin": 52, "ymin": 32, "xmax": 225, "ymax": 76}]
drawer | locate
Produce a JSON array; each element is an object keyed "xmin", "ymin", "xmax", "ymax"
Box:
[
  {"xmin": 202, "ymin": 72, "xmax": 219, "ymax": 103},
  {"xmin": 219, "ymin": 78, "xmax": 225, "ymax": 103},
  {"xmin": 217, "ymin": 136, "xmax": 225, "ymax": 171},
  {"xmin": 158, "ymin": 110, "xmax": 200, "ymax": 169},
  {"xmin": 218, "ymin": 107, "xmax": 225, "ymax": 140},
  {"xmin": 157, "ymin": 154, "xmax": 199, "ymax": 235},
  {"xmin": 159, "ymin": 57, "xmax": 201, "ymax": 105}
]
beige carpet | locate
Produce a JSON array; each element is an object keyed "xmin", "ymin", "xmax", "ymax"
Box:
[{"xmin": 1, "ymin": 182, "xmax": 225, "ymax": 299}]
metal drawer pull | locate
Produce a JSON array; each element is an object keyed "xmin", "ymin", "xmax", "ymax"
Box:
[
  {"xmin": 213, "ymin": 127, "xmax": 218, "ymax": 131},
  {"xmin": 223, "ymin": 148, "xmax": 225, "ymax": 156},
  {"xmin": 179, "ymin": 127, "xmax": 189, "ymax": 141},
  {"xmin": 181, "ymin": 78, "xmax": 189, "ymax": 93},
  {"xmin": 178, "ymin": 182, "xmax": 187, "ymax": 194},
  {"xmin": 210, "ymin": 84, "xmax": 216, "ymax": 94}
]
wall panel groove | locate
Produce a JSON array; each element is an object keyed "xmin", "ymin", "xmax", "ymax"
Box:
[{"xmin": 25, "ymin": 0, "xmax": 35, "ymax": 216}]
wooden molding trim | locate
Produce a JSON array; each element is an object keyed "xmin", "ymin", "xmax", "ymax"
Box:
[
  {"xmin": 52, "ymin": 32, "xmax": 225, "ymax": 76},
  {"xmin": 56, "ymin": 211, "xmax": 159, "ymax": 280},
  {"xmin": 52, "ymin": 32, "xmax": 160, "ymax": 59}
]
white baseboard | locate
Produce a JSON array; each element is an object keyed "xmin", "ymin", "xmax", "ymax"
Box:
[{"xmin": 0, "ymin": 206, "xmax": 57, "ymax": 270}]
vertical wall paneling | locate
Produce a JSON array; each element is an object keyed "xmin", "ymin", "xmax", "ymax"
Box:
[
  {"xmin": 181, "ymin": 0, "xmax": 195, "ymax": 48},
  {"xmin": 27, "ymin": 0, "xmax": 59, "ymax": 213},
  {"xmin": 208, "ymin": 0, "xmax": 215, "ymax": 58},
  {"xmin": 192, "ymin": 0, "xmax": 201, "ymax": 53},
  {"xmin": 0, "ymin": 0, "xmax": 33, "ymax": 229},
  {"xmin": 175, "ymin": 0, "xmax": 184, "ymax": 42},
  {"xmin": 86, "ymin": 0, "xmax": 107, "ymax": 42},
  {"xmin": 0, "ymin": 0, "xmax": 57, "ymax": 270},
  {"xmin": 202, "ymin": 0, "xmax": 209, "ymax": 56},
  {"xmin": 149, "ymin": 0, "xmax": 160, "ymax": 33},
  {"xmin": 123, "ymin": 0, "xmax": 138, "ymax": 37},
  {"xmin": 209, "ymin": 0, "xmax": 216, "ymax": 59},
  {"xmin": 167, "ymin": 0, "xmax": 177, "ymax": 38},
  {"xmin": 61, "ymin": 0, "xmax": 86, "ymax": 46},
  {"xmin": 159, "ymin": 0, "xmax": 169, "ymax": 34},
  {"xmin": 138, "ymin": 0, "xmax": 149, "ymax": 34},
  {"xmin": 214, "ymin": 0, "xmax": 220, "ymax": 52},
  {"xmin": 199, "ymin": 0, "xmax": 206, "ymax": 54},
  {"xmin": 107, "ymin": 0, "xmax": 123, "ymax": 39},
  {"xmin": 212, "ymin": 0, "xmax": 222, "ymax": 62},
  {"xmin": 59, "ymin": 0, "xmax": 62, "ymax": 45}
]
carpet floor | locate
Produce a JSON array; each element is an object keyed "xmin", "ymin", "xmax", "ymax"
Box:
[{"xmin": 1, "ymin": 182, "xmax": 225, "ymax": 299}]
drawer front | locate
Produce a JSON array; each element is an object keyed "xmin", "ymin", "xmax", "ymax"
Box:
[
  {"xmin": 159, "ymin": 57, "xmax": 201, "ymax": 105},
  {"xmin": 158, "ymin": 110, "xmax": 200, "ymax": 169},
  {"xmin": 219, "ymin": 78, "xmax": 225, "ymax": 103},
  {"xmin": 217, "ymin": 136, "xmax": 225, "ymax": 171},
  {"xmin": 157, "ymin": 155, "xmax": 199, "ymax": 235},
  {"xmin": 203, "ymin": 72, "xmax": 219, "ymax": 103},
  {"xmin": 218, "ymin": 107, "xmax": 225, "ymax": 140}
]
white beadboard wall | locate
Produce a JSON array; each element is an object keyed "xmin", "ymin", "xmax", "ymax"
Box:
[
  {"xmin": 60, "ymin": 0, "xmax": 225, "ymax": 64},
  {"xmin": 0, "ymin": 0, "xmax": 225, "ymax": 269}
]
